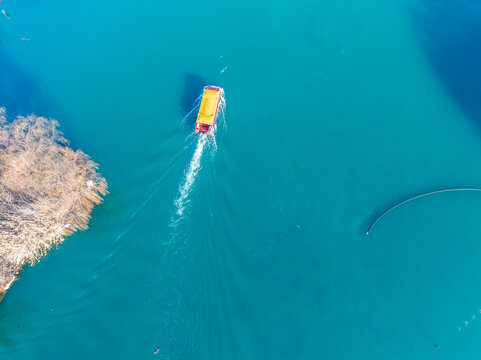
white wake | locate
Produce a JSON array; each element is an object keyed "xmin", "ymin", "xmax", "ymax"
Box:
[{"xmin": 174, "ymin": 135, "xmax": 208, "ymax": 217}]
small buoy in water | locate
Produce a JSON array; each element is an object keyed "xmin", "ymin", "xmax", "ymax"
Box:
[{"xmin": 1, "ymin": 9, "xmax": 11, "ymax": 19}]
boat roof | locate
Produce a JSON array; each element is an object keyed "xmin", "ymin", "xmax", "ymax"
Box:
[{"xmin": 196, "ymin": 88, "xmax": 220, "ymax": 125}]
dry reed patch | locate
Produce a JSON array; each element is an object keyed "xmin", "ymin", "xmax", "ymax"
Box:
[{"xmin": 0, "ymin": 108, "xmax": 107, "ymax": 294}]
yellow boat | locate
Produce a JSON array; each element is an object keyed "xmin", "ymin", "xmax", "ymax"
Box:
[{"xmin": 195, "ymin": 86, "xmax": 223, "ymax": 134}]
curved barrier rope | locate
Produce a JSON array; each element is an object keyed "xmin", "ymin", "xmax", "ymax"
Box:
[{"xmin": 366, "ymin": 188, "xmax": 481, "ymax": 235}]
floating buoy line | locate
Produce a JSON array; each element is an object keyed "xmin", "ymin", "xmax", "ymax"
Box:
[{"xmin": 366, "ymin": 188, "xmax": 481, "ymax": 235}]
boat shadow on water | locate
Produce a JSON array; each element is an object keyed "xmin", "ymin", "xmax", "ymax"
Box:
[
  {"xmin": 408, "ymin": 0, "xmax": 481, "ymax": 129},
  {"xmin": 179, "ymin": 73, "xmax": 213, "ymax": 126}
]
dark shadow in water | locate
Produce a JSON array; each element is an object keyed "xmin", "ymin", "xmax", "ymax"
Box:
[
  {"xmin": 408, "ymin": 1, "xmax": 481, "ymax": 127},
  {"xmin": 0, "ymin": 49, "xmax": 56, "ymax": 118},
  {"xmin": 180, "ymin": 73, "xmax": 211, "ymax": 124}
]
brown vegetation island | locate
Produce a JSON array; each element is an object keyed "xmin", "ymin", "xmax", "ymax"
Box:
[{"xmin": 0, "ymin": 108, "xmax": 107, "ymax": 302}]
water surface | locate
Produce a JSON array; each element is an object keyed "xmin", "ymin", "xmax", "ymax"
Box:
[{"xmin": 1, "ymin": 0, "xmax": 481, "ymax": 358}]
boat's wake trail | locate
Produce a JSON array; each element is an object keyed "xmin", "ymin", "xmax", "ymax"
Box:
[{"xmin": 173, "ymin": 134, "xmax": 208, "ymax": 217}]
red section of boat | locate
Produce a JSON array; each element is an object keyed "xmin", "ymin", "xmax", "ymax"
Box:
[{"xmin": 198, "ymin": 123, "xmax": 210, "ymax": 133}]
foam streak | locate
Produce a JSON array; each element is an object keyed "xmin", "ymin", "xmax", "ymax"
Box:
[{"xmin": 174, "ymin": 135, "xmax": 208, "ymax": 216}]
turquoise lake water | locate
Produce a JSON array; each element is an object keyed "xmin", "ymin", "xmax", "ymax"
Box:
[{"xmin": 1, "ymin": 0, "xmax": 481, "ymax": 358}]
